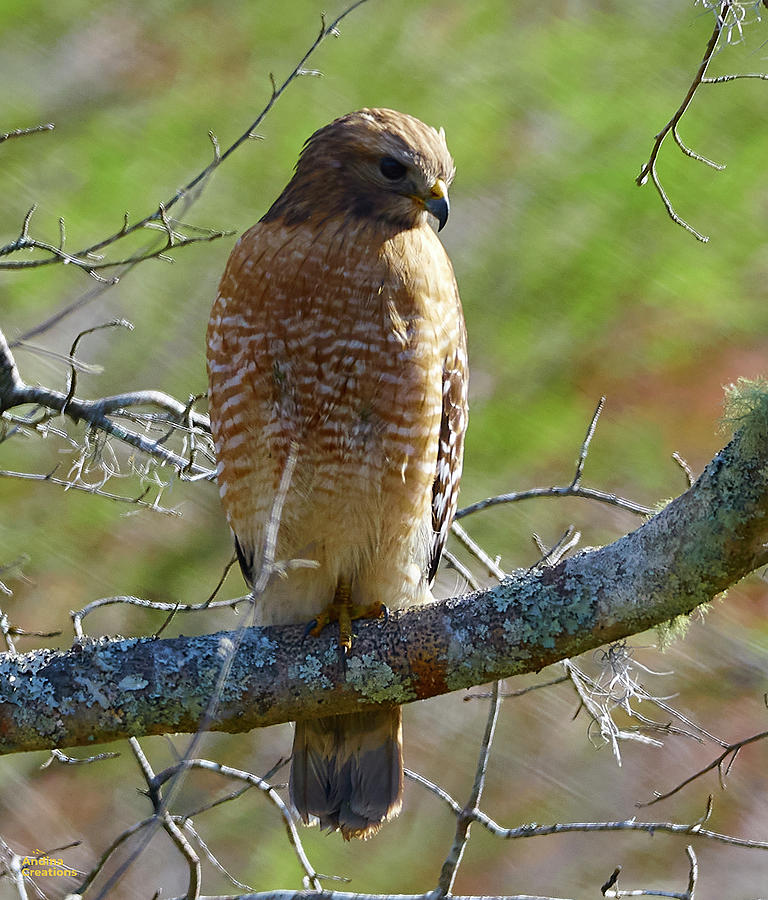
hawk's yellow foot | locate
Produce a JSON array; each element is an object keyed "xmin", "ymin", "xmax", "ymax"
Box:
[{"xmin": 306, "ymin": 581, "xmax": 388, "ymax": 654}]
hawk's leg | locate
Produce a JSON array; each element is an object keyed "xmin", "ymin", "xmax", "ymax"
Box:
[{"xmin": 306, "ymin": 579, "xmax": 387, "ymax": 654}]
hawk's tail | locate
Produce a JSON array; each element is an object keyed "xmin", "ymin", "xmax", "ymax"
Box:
[{"xmin": 290, "ymin": 708, "xmax": 403, "ymax": 840}]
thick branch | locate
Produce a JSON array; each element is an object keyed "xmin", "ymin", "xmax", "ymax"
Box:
[{"xmin": 2, "ymin": 391, "xmax": 768, "ymax": 756}]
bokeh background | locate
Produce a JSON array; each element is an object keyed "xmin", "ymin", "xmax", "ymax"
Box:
[{"xmin": 2, "ymin": 1, "xmax": 768, "ymax": 898}]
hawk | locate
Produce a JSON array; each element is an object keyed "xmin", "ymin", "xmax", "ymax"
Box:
[{"xmin": 207, "ymin": 108, "xmax": 468, "ymax": 840}]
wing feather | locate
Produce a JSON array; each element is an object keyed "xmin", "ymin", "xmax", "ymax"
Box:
[{"xmin": 427, "ymin": 330, "xmax": 468, "ymax": 585}]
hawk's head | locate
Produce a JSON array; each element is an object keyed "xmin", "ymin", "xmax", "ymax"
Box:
[{"xmin": 263, "ymin": 108, "xmax": 455, "ymax": 232}]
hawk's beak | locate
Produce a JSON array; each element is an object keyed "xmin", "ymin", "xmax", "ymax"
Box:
[{"xmin": 423, "ymin": 179, "xmax": 450, "ymax": 231}]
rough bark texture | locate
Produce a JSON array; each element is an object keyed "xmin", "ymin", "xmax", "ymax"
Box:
[{"xmin": 2, "ymin": 392, "xmax": 768, "ymax": 756}]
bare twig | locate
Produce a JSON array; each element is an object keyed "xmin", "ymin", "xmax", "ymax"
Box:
[
  {"xmin": 436, "ymin": 682, "xmax": 502, "ymax": 895},
  {"xmin": 0, "ymin": 207, "xmax": 230, "ymax": 281},
  {"xmin": 1, "ymin": 0, "xmax": 373, "ymax": 343},
  {"xmin": 71, "ymin": 593, "xmax": 249, "ymax": 639},
  {"xmin": 672, "ymin": 452, "xmax": 694, "ymax": 488},
  {"xmin": 457, "ymin": 399, "xmax": 653, "ymax": 520},
  {"xmin": 451, "ymin": 520, "xmax": 506, "ymax": 581},
  {"xmin": 442, "ymin": 548, "xmax": 481, "ymax": 590},
  {"xmin": 636, "ymin": 2, "xmax": 728, "ymax": 241},
  {"xmin": 84, "ymin": 739, "xmax": 202, "ymax": 900},
  {"xmin": 1, "ymin": 324, "xmax": 214, "ymax": 480},
  {"xmin": 456, "ymin": 472, "xmax": 652, "ymax": 518},
  {"xmin": 182, "ymin": 821, "xmax": 255, "ymax": 893},
  {"xmin": 637, "ymin": 1, "xmax": 768, "ymax": 241},
  {"xmin": 202, "ymin": 555, "xmax": 240, "ymax": 608},
  {"xmin": 153, "ymin": 758, "xmax": 323, "ymax": 890},
  {"xmin": 410, "ymin": 768, "xmax": 767, "ymax": 853},
  {"xmin": 602, "ymin": 844, "xmax": 698, "ymax": 899},
  {"xmin": 573, "ymin": 397, "xmax": 605, "ymax": 488},
  {"xmin": 40, "ymin": 748, "xmax": 120, "ymax": 768},
  {"xmin": 637, "ymin": 728, "xmax": 768, "ymax": 806},
  {"xmin": 464, "ymin": 673, "xmax": 570, "ymax": 701},
  {"xmin": 0, "ymin": 123, "xmax": 54, "ymax": 144},
  {"xmin": 0, "ymin": 468, "xmax": 181, "ymax": 514},
  {"xmin": 531, "ymin": 526, "xmax": 581, "ymax": 569}
]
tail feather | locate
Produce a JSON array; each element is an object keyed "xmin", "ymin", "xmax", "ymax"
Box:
[{"xmin": 290, "ymin": 708, "xmax": 403, "ymax": 840}]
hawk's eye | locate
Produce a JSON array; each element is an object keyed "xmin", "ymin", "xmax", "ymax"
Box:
[{"xmin": 379, "ymin": 156, "xmax": 407, "ymax": 180}]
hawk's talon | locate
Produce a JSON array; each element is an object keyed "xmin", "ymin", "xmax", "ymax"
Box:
[{"xmin": 306, "ymin": 584, "xmax": 386, "ymax": 654}]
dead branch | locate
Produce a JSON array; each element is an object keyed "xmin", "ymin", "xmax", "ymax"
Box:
[
  {"xmin": 637, "ymin": 728, "xmax": 768, "ymax": 807},
  {"xmin": 637, "ymin": 1, "xmax": 768, "ymax": 241},
  {"xmin": 409, "ymin": 771, "xmax": 766, "ymax": 853},
  {"xmin": 0, "ymin": 0, "xmax": 372, "ymax": 286},
  {"xmin": 0, "ymin": 324, "xmax": 213, "ymax": 480},
  {"xmin": 0, "ymin": 123, "xmax": 54, "ymax": 144},
  {"xmin": 602, "ymin": 845, "xmax": 698, "ymax": 899},
  {"xmin": 457, "ymin": 399, "xmax": 653, "ymax": 519}
]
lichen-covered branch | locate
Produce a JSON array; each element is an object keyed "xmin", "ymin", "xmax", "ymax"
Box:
[{"xmin": 2, "ymin": 382, "xmax": 767, "ymax": 756}]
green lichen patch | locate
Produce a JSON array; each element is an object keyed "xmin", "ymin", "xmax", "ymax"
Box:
[
  {"xmin": 345, "ymin": 653, "xmax": 414, "ymax": 704},
  {"xmin": 291, "ymin": 653, "xmax": 332, "ymax": 690}
]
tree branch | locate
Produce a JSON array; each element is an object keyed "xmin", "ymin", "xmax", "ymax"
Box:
[
  {"xmin": 0, "ymin": 325, "xmax": 213, "ymax": 479},
  {"xmin": 0, "ymin": 0, "xmax": 372, "ymax": 281},
  {"xmin": 2, "ymin": 383, "xmax": 768, "ymax": 756},
  {"xmin": 636, "ymin": 1, "xmax": 768, "ymax": 242}
]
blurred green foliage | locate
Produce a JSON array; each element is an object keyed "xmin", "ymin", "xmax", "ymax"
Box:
[{"xmin": 2, "ymin": 1, "xmax": 768, "ymax": 898}]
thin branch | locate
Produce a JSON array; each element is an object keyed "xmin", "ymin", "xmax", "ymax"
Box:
[
  {"xmin": 202, "ymin": 556, "xmax": 240, "ymax": 608},
  {"xmin": 0, "ymin": 123, "xmax": 54, "ymax": 144},
  {"xmin": 436, "ymin": 682, "xmax": 502, "ymax": 895},
  {"xmin": 0, "ymin": 469, "xmax": 181, "ymax": 514},
  {"xmin": 87, "ymin": 739, "xmax": 202, "ymax": 900},
  {"xmin": 457, "ymin": 399, "xmax": 652, "ymax": 520},
  {"xmin": 572, "ymin": 396, "xmax": 605, "ymax": 488},
  {"xmin": 0, "ymin": 209, "xmax": 230, "ymax": 279},
  {"xmin": 637, "ymin": 2, "xmax": 768, "ymax": 241},
  {"xmin": 71, "ymin": 594, "xmax": 249, "ymax": 640},
  {"xmin": 153, "ymin": 758, "xmax": 323, "ymax": 890},
  {"xmin": 451, "ymin": 521, "xmax": 506, "ymax": 581},
  {"xmin": 636, "ymin": 1, "xmax": 729, "ymax": 241},
  {"xmin": 442, "ymin": 549, "xmax": 481, "ymax": 590},
  {"xmin": 182, "ymin": 821, "xmax": 255, "ymax": 893},
  {"xmin": 464, "ymin": 674, "xmax": 570, "ymax": 701},
  {"xmin": 40, "ymin": 748, "xmax": 120, "ymax": 768},
  {"xmin": 671, "ymin": 452, "xmax": 695, "ymax": 488},
  {"xmin": 1, "ymin": 325, "xmax": 214, "ymax": 479},
  {"xmin": 531, "ymin": 526, "xmax": 581, "ymax": 569},
  {"xmin": 456, "ymin": 474, "xmax": 652, "ymax": 520},
  {"xmin": 602, "ymin": 845, "xmax": 698, "ymax": 899},
  {"xmin": 701, "ymin": 71, "xmax": 768, "ymax": 82},
  {"xmin": 409, "ymin": 771, "xmax": 768, "ymax": 853},
  {"xmin": 0, "ymin": 0, "xmax": 372, "ymax": 308},
  {"xmin": 637, "ymin": 728, "xmax": 768, "ymax": 806}
]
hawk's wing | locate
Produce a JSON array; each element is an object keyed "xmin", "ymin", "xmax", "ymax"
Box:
[{"xmin": 427, "ymin": 328, "xmax": 468, "ymax": 585}]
